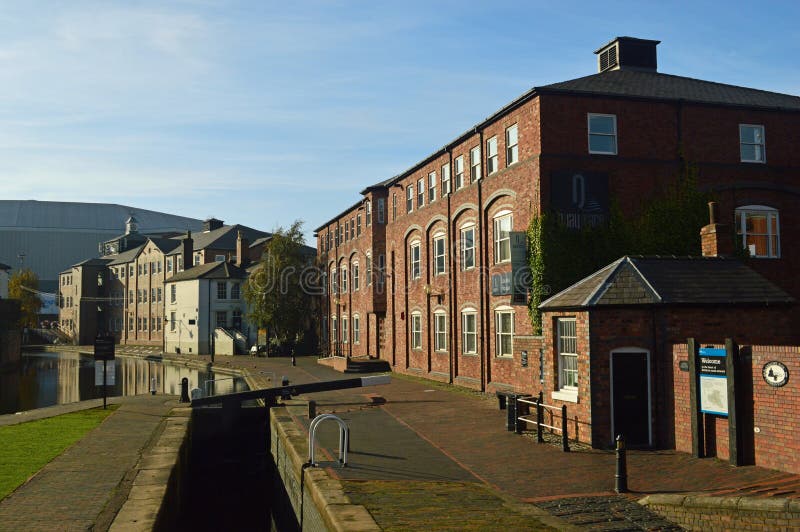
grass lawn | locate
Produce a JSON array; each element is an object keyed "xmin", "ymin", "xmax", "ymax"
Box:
[{"xmin": 0, "ymin": 406, "xmax": 117, "ymax": 500}]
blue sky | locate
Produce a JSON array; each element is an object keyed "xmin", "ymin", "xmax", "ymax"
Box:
[{"xmin": 1, "ymin": 1, "xmax": 798, "ymax": 242}]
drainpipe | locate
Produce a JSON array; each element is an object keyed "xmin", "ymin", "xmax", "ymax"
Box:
[
  {"xmin": 476, "ymin": 127, "xmax": 486, "ymax": 392},
  {"xmin": 446, "ymin": 150, "xmax": 454, "ymax": 383}
]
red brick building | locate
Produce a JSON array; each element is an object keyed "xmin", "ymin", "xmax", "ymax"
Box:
[{"xmin": 316, "ymin": 36, "xmax": 800, "ymax": 415}]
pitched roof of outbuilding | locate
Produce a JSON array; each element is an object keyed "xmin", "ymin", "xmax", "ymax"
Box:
[
  {"xmin": 539, "ymin": 256, "xmax": 794, "ymax": 310},
  {"xmin": 164, "ymin": 261, "xmax": 248, "ymax": 283}
]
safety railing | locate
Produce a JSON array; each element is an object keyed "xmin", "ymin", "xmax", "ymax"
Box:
[
  {"xmin": 307, "ymin": 414, "xmax": 349, "ymax": 467},
  {"xmin": 516, "ymin": 392, "xmax": 570, "ymax": 452}
]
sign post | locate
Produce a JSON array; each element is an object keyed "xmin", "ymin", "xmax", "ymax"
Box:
[{"xmin": 94, "ymin": 336, "xmax": 116, "ymax": 409}]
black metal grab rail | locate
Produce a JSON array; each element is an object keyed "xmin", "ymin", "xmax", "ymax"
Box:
[
  {"xmin": 191, "ymin": 374, "xmax": 390, "ymax": 407},
  {"xmin": 515, "ymin": 393, "xmax": 571, "ymax": 452}
]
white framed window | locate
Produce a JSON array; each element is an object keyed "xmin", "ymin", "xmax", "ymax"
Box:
[
  {"xmin": 330, "ymin": 267, "xmax": 338, "ymax": 294},
  {"xmin": 460, "ymin": 225, "xmax": 475, "ymax": 270},
  {"xmin": 170, "ymin": 285, "xmax": 176, "ymax": 303},
  {"xmin": 428, "ymin": 171, "xmax": 437, "ymax": 203},
  {"xmin": 231, "ymin": 283, "xmax": 240, "ymax": 299},
  {"xmin": 410, "ymin": 242, "xmax": 421, "ymax": 280},
  {"xmin": 411, "ymin": 312, "xmax": 422, "ymax": 350},
  {"xmin": 353, "ymin": 314, "xmax": 360, "ymax": 344},
  {"xmin": 740, "ymin": 124, "xmax": 765, "ymax": 163},
  {"xmin": 433, "ymin": 234, "xmax": 446, "ymax": 276},
  {"xmin": 365, "ymin": 200, "xmax": 372, "ymax": 226},
  {"xmin": 392, "ymin": 193, "xmax": 397, "ymax": 220},
  {"xmin": 357, "ymin": 214, "xmax": 362, "ymax": 236},
  {"xmin": 506, "ymin": 124, "xmax": 518, "ymax": 165},
  {"xmin": 588, "ymin": 113, "xmax": 617, "ymax": 155},
  {"xmin": 486, "ymin": 136, "xmax": 498, "ymax": 175},
  {"xmin": 217, "ymin": 282, "xmax": 227, "ymax": 300},
  {"xmin": 557, "ymin": 318, "xmax": 578, "ymax": 390},
  {"xmin": 342, "ymin": 315, "xmax": 349, "ymax": 344},
  {"xmin": 495, "ymin": 308, "xmax": 514, "ymax": 357},
  {"xmin": 352, "ymin": 262, "xmax": 360, "ymax": 291},
  {"xmin": 470, "ymin": 145, "xmax": 481, "ymax": 182},
  {"xmin": 434, "ymin": 312, "xmax": 447, "ymax": 352},
  {"xmin": 378, "ymin": 198, "xmax": 385, "ymax": 223},
  {"xmin": 406, "ymin": 186, "xmax": 414, "ymax": 213},
  {"xmin": 341, "ymin": 265, "xmax": 348, "ymax": 293},
  {"xmin": 331, "ymin": 316, "xmax": 338, "ymax": 344},
  {"xmin": 454, "ymin": 155, "xmax": 465, "ymax": 189},
  {"xmin": 366, "ymin": 253, "xmax": 372, "ymax": 286},
  {"xmin": 441, "ymin": 163, "xmax": 451, "ymax": 195},
  {"xmin": 461, "ymin": 311, "xmax": 477, "ymax": 355},
  {"xmin": 735, "ymin": 205, "xmax": 780, "ymax": 258},
  {"xmin": 417, "ymin": 178, "xmax": 425, "ymax": 208},
  {"xmin": 493, "ymin": 212, "xmax": 512, "ymax": 264}
]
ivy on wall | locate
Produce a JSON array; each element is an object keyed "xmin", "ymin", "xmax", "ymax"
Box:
[{"xmin": 527, "ymin": 171, "xmax": 713, "ymax": 333}]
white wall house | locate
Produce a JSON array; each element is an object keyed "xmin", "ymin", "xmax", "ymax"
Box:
[
  {"xmin": 0, "ymin": 263, "xmax": 9, "ymax": 299},
  {"xmin": 164, "ymin": 262, "xmax": 254, "ymax": 355}
]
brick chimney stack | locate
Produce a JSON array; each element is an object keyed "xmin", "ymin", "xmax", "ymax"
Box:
[
  {"xmin": 182, "ymin": 231, "xmax": 194, "ymax": 270},
  {"xmin": 236, "ymin": 230, "xmax": 250, "ymax": 267},
  {"xmin": 700, "ymin": 202, "xmax": 733, "ymax": 257}
]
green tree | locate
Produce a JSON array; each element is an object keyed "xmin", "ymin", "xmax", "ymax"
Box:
[
  {"xmin": 243, "ymin": 220, "xmax": 315, "ymax": 353},
  {"xmin": 8, "ymin": 268, "xmax": 42, "ymax": 328}
]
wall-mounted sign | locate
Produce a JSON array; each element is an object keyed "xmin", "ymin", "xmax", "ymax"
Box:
[
  {"xmin": 521, "ymin": 350, "xmax": 528, "ymax": 368},
  {"xmin": 550, "ymin": 171, "xmax": 609, "ymax": 230},
  {"xmin": 699, "ymin": 347, "xmax": 728, "ymax": 416},
  {"xmin": 510, "ymin": 232, "xmax": 530, "ymax": 305},
  {"xmin": 679, "ymin": 360, "xmax": 689, "ymax": 372},
  {"xmin": 491, "ymin": 272, "xmax": 513, "ymax": 296},
  {"xmin": 762, "ymin": 361, "xmax": 789, "ymax": 387}
]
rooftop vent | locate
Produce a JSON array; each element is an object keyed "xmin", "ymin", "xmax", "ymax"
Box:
[{"xmin": 595, "ymin": 37, "xmax": 660, "ymax": 73}]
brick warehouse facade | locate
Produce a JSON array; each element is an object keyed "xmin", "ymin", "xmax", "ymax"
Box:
[{"xmin": 315, "ymin": 37, "xmax": 800, "ymax": 464}]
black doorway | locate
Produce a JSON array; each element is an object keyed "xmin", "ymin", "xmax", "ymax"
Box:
[{"xmin": 611, "ymin": 351, "xmax": 651, "ymax": 447}]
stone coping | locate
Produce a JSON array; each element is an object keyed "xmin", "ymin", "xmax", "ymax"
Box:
[{"xmin": 640, "ymin": 493, "xmax": 800, "ymax": 513}]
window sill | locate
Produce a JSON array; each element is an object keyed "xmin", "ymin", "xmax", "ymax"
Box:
[
  {"xmin": 551, "ymin": 390, "xmax": 579, "ymax": 403},
  {"xmin": 495, "ymin": 354, "xmax": 514, "ymax": 360},
  {"xmin": 588, "ymin": 151, "xmax": 617, "ymax": 156},
  {"xmin": 741, "ymin": 159, "xmax": 766, "ymax": 164}
]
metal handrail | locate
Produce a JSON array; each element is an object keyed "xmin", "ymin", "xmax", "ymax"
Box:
[{"xmin": 307, "ymin": 414, "xmax": 349, "ymax": 467}]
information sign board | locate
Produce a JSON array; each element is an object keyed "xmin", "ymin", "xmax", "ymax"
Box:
[
  {"xmin": 94, "ymin": 336, "xmax": 115, "ymax": 361},
  {"xmin": 699, "ymin": 347, "xmax": 728, "ymax": 416}
]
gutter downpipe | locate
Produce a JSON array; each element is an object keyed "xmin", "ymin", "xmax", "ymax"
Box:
[
  {"xmin": 477, "ymin": 127, "xmax": 486, "ymax": 392},
  {"xmin": 447, "ymin": 149, "xmax": 455, "ymax": 384}
]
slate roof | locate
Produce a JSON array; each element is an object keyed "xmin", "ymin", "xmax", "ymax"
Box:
[
  {"xmin": 540, "ymin": 70, "xmax": 800, "ymax": 111},
  {"xmin": 164, "ymin": 261, "xmax": 248, "ymax": 283},
  {"xmin": 165, "ymin": 224, "xmax": 270, "ymax": 256},
  {"xmin": 149, "ymin": 237, "xmax": 182, "ymax": 254},
  {"xmin": 105, "ymin": 245, "xmax": 145, "ymax": 266},
  {"xmin": 539, "ymin": 256, "xmax": 794, "ymax": 310}
]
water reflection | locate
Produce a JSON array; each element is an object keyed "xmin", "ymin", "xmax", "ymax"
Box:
[{"xmin": 0, "ymin": 351, "xmax": 248, "ymax": 415}]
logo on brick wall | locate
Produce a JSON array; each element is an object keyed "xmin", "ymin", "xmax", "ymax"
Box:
[
  {"xmin": 550, "ymin": 171, "xmax": 609, "ymax": 229},
  {"xmin": 762, "ymin": 361, "xmax": 788, "ymax": 387}
]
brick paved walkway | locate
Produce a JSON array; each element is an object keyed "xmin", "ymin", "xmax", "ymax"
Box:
[{"xmin": 0, "ymin": 395, "xmax": 175, "ymax": 531}]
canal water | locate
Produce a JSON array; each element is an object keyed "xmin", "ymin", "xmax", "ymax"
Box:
[{"xmin": 0, "ymin": 351, "xmax": 249, "ymax": 415}]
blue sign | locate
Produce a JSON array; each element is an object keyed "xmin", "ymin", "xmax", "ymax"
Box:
[{"xmin": 698, "ymin": 347, "xmax": 728, "ymax": 416}]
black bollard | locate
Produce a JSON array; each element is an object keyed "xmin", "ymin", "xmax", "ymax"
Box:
[
  {"xmin": 561, "ymin": 404, "xmax": 570, "ymax": 452},
  {"xmin": 615, "ymin": 434, "xmax": 628, "ymax": 493},
  {"xmin": 292, "ymin": 355, "xmax": 296, "ymax": 367},
  {"xmin": 179, "ymin": 377, "xmax": 190, "ymax": 403},
  {"xmin": 308, "ymin": 400, "xmax": 316, "ymax": 419}
]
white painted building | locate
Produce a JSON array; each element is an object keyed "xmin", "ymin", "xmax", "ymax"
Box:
[
  {"xmin": 164, "ymin": 261, "xmax": 254, "ymax": 355},
  {"xmin": 0, "ymin": 263, "xmax": 9, "ymax": 299}
]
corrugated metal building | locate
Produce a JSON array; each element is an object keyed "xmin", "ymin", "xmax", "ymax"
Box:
[{"xmin": 0, "ymin": 200, "xmax": 203, "ymax": 287}]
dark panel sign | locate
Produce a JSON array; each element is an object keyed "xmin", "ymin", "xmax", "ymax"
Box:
[
  {"xmin": 699, "ymin": 348, "xmax": 726, "ymax": 376},
  {"xmin": 94, "ymin": 336, "xmax": 115, "ymax": 361},
  {"xmin": 550, "ymin": 171, "xmax": 609, "ymax": 230}
]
